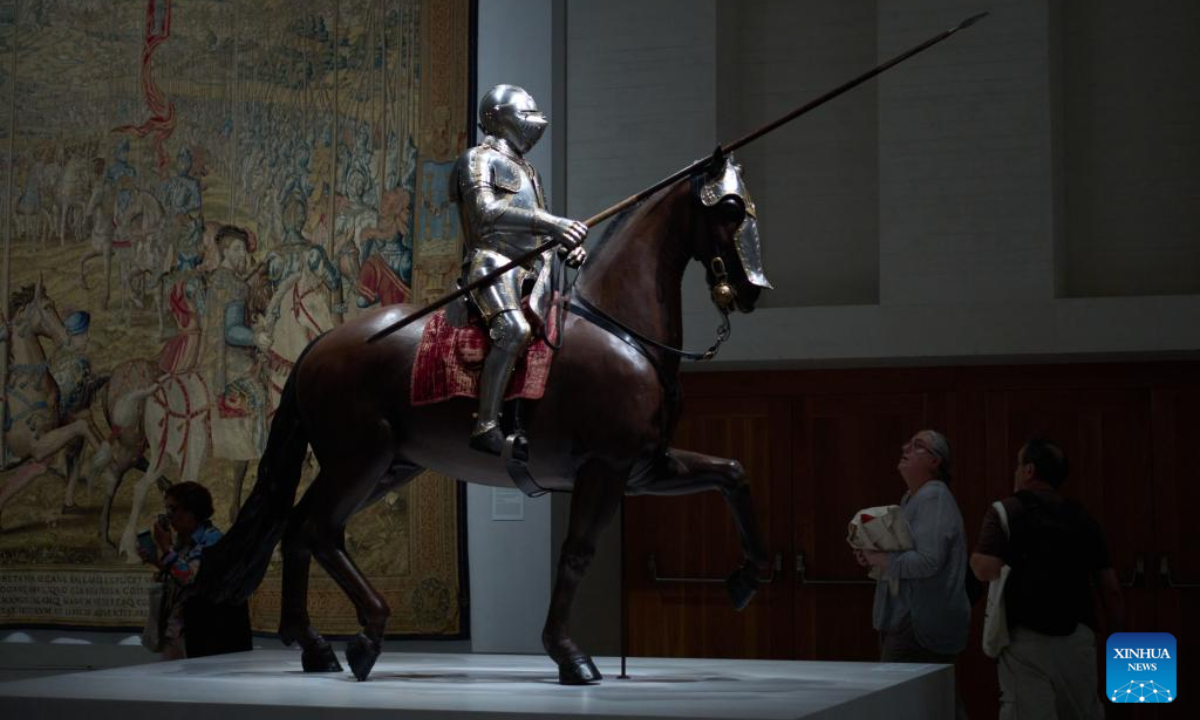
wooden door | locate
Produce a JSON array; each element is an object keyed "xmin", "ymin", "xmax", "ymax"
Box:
[
  {"xmin": 624, "ymin": 395, "xmax": 793, "ymax": 659},
  {"xmin": 792, "ymin": 391, "xmax": 933, "ymax": 661},
  {"xmin": 621, "ymin": 362, "xmax": 1197, "ymax": 716},
  {"xmin": 1149, "ymin": 384, "xmax": 1200, "ymax": 712}
]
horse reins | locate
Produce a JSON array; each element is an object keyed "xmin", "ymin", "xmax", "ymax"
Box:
[{"xmin": 569, "ymin": 293, "xmax": 729, "ymax": 363}]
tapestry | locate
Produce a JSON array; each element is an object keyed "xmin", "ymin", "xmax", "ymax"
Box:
[{"xmin": 0, "ymin": 0, "xmax": 471, "ymax": 637}]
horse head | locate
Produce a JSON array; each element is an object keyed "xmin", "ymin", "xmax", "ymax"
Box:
[
  {"xmin": 693, "ymin": 154, "xmax": 771, "ymax": 314},
  {"xmin": 12, "ymin": 277, "xmax": 68, "ymax": 346}
]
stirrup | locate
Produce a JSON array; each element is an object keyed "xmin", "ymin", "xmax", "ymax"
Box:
[{"xmin": 501, "ymin": 432, "xmax": 547, "ymax": 498}]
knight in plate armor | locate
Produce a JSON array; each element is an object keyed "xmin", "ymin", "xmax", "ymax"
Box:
[{"xmin": 450, "ymin": 84, "xmax": 588, "ymax": 456}]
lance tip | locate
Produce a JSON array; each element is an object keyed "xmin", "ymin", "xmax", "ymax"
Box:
[{"xmin": 955, "ymin": 11, "xmax": 989, "ymax": 32}]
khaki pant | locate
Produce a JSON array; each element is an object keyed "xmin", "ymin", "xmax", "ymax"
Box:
[{"xmin": 999, "ymin": 624, "xmax": 1104, "ymax": 720}]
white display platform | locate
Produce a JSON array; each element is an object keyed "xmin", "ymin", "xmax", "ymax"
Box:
[{"xmin": 0, "ymin": 650, "xmax": 953, "ymax": 720}]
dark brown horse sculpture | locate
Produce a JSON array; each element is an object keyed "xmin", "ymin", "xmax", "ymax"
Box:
[{"xmin": 199, "ymin": 156, "xmax": 770, "ymax": 684}]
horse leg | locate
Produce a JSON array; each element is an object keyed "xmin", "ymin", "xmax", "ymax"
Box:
[
  {"xmin": 102, "ymin": 245, "xmax": 112, "ymax": 309},
  {"xmin": 155, "ymin": 280, "xmax": 166, "ymax": 338},
  {"xmin": 118, "ymin": 453, "xmax": 168, "ymax": 561},
  {"xmin": 0, "ymin": 460, "xmax": 51, "ymax": 527},
  {"xmin": 543, "ymin": 459, "xmax": 627, "ymax": 685},
  {"xmin": 29, "ymin": 419, "xmax": 101, "ymax": 462},
  {"xmin": 278, "ymin": 487, "xmax": 343, "ymax": 673},
  {"xmin": 355, "ymin": 462, "xmax": 423, "ymax": 513},
  {"xmin": 99, "ymin": 465, "xmax": 125, "ymax": 547},
  {"xmin": 627, "ymin": 448, "xmax": 770, "ymax": 610},
  {"xmin": 280, "ymin": 439, "xmax": 397, "ymax": 680},
  {"xmin": 62, "ymin": 437, "xmax": 86, "ymax": 512},
  {"xmin": 278, "ymin": 461, "xmax": 422, "ymax": 675},
  {"xmin": 79, "ymin": 249, "xmax": 97, "ymax": 290}
]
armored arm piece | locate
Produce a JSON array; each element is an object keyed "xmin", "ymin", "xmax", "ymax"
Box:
[{"xmin": 306, "ymin": 246, "xmax": 342, "ymax": 291}]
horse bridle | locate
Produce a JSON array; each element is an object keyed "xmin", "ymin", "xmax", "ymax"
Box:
[
  {"xmin": 563, "ymin": 174, "xmax": 742, "ymax": 364},
  {"xmin": 569, "ymin": 293, "xmax": 729, "ymax": 363}
]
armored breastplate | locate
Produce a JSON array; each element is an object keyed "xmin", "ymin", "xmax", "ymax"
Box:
[{"xmin": 454, "ymin": 143, "xmax": 548, "ymax": 256}]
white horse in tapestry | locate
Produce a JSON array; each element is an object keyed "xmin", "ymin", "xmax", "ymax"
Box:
[
  {"xmin": 106, "ymin": 261, "xmax": 335, "ymax": 559},
  {"xmin": 256, "ymin": 264, "xmax": 338, "ymax": 416},
  {"xmin": 107, "ymin": 369, "xmax": 266, "ymax": 560}
]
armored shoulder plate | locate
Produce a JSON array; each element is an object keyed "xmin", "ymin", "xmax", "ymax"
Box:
[
  {"xmin": 454, "ymin": 144, "xmax": 530, "ymax": 197},
  {"xmin": 452, "ymin": 142, "xmax": 548, "ymax": 255},
  {"xmin": 489, "ymin": 153, "xmax": 523, "ymax": 193}
]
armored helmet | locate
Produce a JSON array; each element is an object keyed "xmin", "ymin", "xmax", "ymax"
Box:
[{"xmin": 478, "ymin": 85, "xmax": 547, "ymax": 155}]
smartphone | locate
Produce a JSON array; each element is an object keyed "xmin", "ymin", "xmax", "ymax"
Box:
[{"xmin": 136, "ymin": 529, "xmax": 157, "ymax": 558}]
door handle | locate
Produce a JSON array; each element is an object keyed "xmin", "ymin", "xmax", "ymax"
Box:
[
  {"xmin": 795, "ymin": 550, "xmax": 876, "ymax": 586},
  {"xmin": 648, "ymin": 552, "xmax": 781, "ymax": 584},
  {"xmin": 1121, "ymin": 554, "xmax": 1145, "ymax": 588},
  {"xmin": 1159, "ymin": 555, "xmax": 1200, "ymax": 589}
]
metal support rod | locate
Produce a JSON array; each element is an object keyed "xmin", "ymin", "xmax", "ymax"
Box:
[
  {"xmin": 1160, "ymin": 555, "xmax": 1200, "ymax": 589},
  {"xmin": 795, "ymin": 551, "xmax": 875, "ymax": 586},
  {"xmin": 618, "ymin": 493, "xmax": 629, "ymax": 680},
  {"xmin": 1120, "ymin": 554, "xmax": 1145, "ymax": 588},
  {"xmin": 649, "ymin": 552, "xmax": 781, "ymax": 585}
]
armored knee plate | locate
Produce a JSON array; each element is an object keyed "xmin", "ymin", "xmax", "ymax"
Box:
[{"xmin": 472, "ymin": 310, "xmax": 532, "ymax": 445}]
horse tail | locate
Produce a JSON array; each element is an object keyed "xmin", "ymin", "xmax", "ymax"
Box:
[{"xmin": 198, "ymin": 338, "xmax": 319, "ymax": 604}]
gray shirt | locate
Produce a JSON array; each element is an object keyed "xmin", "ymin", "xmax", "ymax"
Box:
[{"xmin": 872, "ymin": 480, "xmax": 970, "ymax": 655}]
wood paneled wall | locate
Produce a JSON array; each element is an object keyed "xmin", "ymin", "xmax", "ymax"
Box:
[{"xmin": 624, "ymin": 361, "xmax": 1199, "ymax": 719}]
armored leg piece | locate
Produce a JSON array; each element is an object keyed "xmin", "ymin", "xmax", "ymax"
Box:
[{"xmin": 470, "ymin": 310, "xmax": 531, "ymax": 456}]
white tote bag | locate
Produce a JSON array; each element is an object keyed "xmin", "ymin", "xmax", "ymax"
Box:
[{"xmin": 981, "ymin": 500, "xmax": 1012, "ymax": 659}]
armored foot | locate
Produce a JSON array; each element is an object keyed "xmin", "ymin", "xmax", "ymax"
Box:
[
  {"xmin": 345, "ymin": 632, "xmax": 382, "ymax": 681},
  {"xmin": 468, "ymin": 427, "xmax": 506, "ymax": 456}
]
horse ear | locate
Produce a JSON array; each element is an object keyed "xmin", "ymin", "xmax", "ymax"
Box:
[{"xmin": 35, "ymin": 274, "xmax": 44, "ymax": 300}]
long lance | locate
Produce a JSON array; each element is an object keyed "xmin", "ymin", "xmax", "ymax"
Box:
[{"xmin": 367, "ymin": 11, "xmax": 988, "ymax": 344}]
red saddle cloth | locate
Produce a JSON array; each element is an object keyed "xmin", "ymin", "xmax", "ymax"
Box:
[{"xmin": 410, "ymin": 307, "xmax": 557, "ymax": 407}]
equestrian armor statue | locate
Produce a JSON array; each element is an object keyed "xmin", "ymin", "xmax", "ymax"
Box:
[{"xmin": 451, "ymin": 84, "xmax": 588, "ymax": 456}]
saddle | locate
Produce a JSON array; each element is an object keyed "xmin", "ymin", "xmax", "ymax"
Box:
[
  {"xmin": 411, "ymin": 299, "xmax": 563, "ymax": 496},
  {"xmin": 409, "ymin": 305, "xmax": 557, "ymax": 408}
]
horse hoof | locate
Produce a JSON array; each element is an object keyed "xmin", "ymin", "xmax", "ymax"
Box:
[
  {"xmin": 557, "ymin": 655, "xmax": 602, "ymax": 685},
  {"xmin": 345, "ymin": 632, "xmax": 381, "ymax": 681},
  {"xmin": 725, "ymin": 562, "xmax": 759, "ymax": 611},
  {"xmin": 300, "ymin": 639, "xmax": 344, "ymax": 673}
]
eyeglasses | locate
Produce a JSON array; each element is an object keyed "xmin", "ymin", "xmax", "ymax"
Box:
[{"xmin": 902, "ymin": 440, "xmax": 936, "ymax": 456}]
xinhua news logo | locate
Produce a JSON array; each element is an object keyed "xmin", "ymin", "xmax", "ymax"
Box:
[{"xmin": 1107, "ymin": 632, "xmax": 1176, "ymax": 704}]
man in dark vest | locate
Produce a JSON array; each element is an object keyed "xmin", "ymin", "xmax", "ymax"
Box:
[{"xmin": 971, "ymin": 438, "xmax": 1124, "ymax": 720}]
